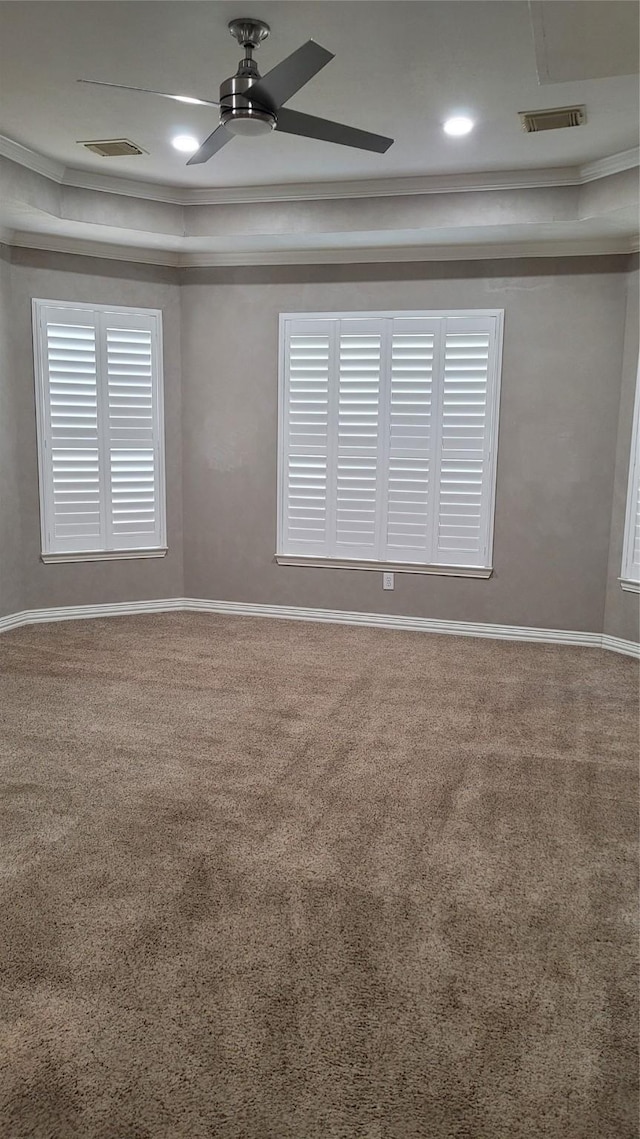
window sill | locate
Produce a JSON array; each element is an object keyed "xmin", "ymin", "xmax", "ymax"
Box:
[
  {"xmin": 41, "ymin": 548, "xmax": 168, "ymax": 565},
  {"xmin": 619, "ymin": 578, "xmax": 640, "ymax": 594},
  {"xmin": 275, "ymin": 555, "xmax": 492, "ymax": 579}
]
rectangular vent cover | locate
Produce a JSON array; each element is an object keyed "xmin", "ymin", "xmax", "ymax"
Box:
[
  {"xmin": 519, "ymin": 106, "xmax": 586, "ymax": 133},
  {"xmin": 79, "ymin": 139, "xmax": 146, "ymax": 157}
]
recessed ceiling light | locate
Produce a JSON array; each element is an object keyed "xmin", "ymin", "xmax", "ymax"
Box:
[
  {"xmin": 443, "ymin": 116, "xmax": 475, "ymax": 137},
  {"xmin": 171, "ymin": 134, "xmax": 199, "ymax": 153}
]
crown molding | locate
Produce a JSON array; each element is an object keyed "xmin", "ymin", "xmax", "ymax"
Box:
[
  {"xmin": 0, "ymin": 134, "xmax": 64, "ymax": 182},
  {"xmin": 8, "ymin": 230, "xmax": 180, "ymax": 266},
  {"xmin": 580, "ymin": 147, "xmax": 640, "ymax": 184},
  {"xmin": 7, "ymin": 228, "xmax": 638, "ymax": 268},
  {"xmin": 178, "ymin": 238, "xmax": 638, "ymax": 266},
  {"xmin": 60, "ymin": 166, "xmax": 188, "ymax": 204},
  {"xmin": 0, "ymin": 132, "xmax": 637, "ymax": 207},
  {"xmin": 60, "ymin": 163, "xmax": 584, "ymax": 205}
]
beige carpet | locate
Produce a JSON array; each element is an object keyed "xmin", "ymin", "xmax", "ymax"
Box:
[{"xmin": 0, "ymin": 613, "xmax": 637, "ymax": 1139}]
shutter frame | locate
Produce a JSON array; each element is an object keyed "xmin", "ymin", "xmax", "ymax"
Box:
[
  {"xmin": 278, "ymin": 309, "xmax": 504, "ymax": 572},
  {"xmin": 33, "ymin": 299, "xmax": 166, "ymax": 559}
]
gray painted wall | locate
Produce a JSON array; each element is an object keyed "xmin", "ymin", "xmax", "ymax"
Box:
[
  {"xmin": 180, "ymin": 257, "xmax": 629, "ymax": 634},
  {"xmin": 604, "ymin": 261, "xmax": 640, "ymax": 642},
  {"xmin": 0, "ymin": 249, "xmax": 636, "ymax": 640},
  {"xmin": 0, "ymin": 246, "xmax": 24, "ymax": 617},
  {"xmin": 5, "ymin": 249, "xmax": 184, "ymax": 611}
]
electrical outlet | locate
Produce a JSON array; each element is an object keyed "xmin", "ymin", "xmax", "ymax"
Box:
[{"xmin": 383, "ymin": 572, "xmax": 394, "ymax": 590}]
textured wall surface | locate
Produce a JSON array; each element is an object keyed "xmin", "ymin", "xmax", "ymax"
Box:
[
  {"xmin": 1, "ymin": 249, "xmax": 637, "ymax": 639},
  {"xmin": 6, "ymin": 249, "xmax": 184, "ymax": 610},
  {"xmin": 0, "ymin": 246, "xmax": 24, "ymax": 617},
  {"xmin": 604, "ymin": 261, "xmax": 640, "ymax": 642},
  {"xmin": 181, "ymin": 257, "xmax": 628, "ymax": 634}
]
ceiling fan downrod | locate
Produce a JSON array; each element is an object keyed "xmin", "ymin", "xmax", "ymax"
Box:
[{"xmin": 222, "ymin": 18, "xmax": 276, "ymax": 135}]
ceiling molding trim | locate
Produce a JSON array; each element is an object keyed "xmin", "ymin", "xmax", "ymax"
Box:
[
  {"xmin": 580, "ymin": 147, "xmax": 640, "ymax": 184},
  {"xmin": 7, "ymin": 229, "xmax": 637, "ymax": 268},
  {"xmin": 1, "ymin": 131, "xmax": 637, "ymax": 206},
  {"xmin": 60, "ymin": 167, "xmax": 188, "ymax": 205},
  {"xmin": 176, "ymin": 239, "xmax": 638, "ymax": 266},
  {"xmin": 8, "ymin": 230, "xmax": 181, "ymax": 266},
  {"xmin": 59, "ymin": 164, "xmax": 584, "ymax": 204},
  {"xmin": 0, "ymin": 134, "xmax": 64, "ymax": 182}
]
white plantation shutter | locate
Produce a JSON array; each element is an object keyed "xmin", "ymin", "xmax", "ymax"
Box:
[
  {"xmin": 621, "ymin": 361, "xmax": 640, "ymax": 586},
  {"xmin": 434, "ymin": 319, "xmax": 500, "ymax": 567},
  {"xmin": 279, "ymin": 310, "xmax": 503, "ymax": 570},
  {"xmin": 385, "ymin": 319, "xmax": 440, "ymax": 561},
  {"xmin": 42, "ymin": 312, "xmax": 102, "ymax": 552},
  {"xmin": 282, "ymin": 321, "xmax": 333, "ymax": 551},
  {"xmin": 33, "ymin": 300, "xmax": 166, "ymax": 559},
  {"xmin": 105, "ymin": 317, "xmax": 162, "ymax": 550},
  {"xmin": 337, "ymin": 320, "xmax": 383, "ymax": 556}
]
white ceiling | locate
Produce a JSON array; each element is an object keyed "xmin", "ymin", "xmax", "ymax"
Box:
[
  {"xmin": 530, "ymin": 0, "xmax": 640, "ymax": 84},
  {"xmin": 0, "ymin": 0, "xmax": 638, "ymax": 191}
]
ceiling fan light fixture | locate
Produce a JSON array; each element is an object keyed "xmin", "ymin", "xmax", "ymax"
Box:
[{"xmin": 221, "ymin": 109, "xmax": 276, "ymax": 137}]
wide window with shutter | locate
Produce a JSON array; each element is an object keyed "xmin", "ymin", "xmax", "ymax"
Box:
[
  {"xmin": 621, "ymin": 360, "xmax": 640, "ymax": 590},
  {"xmin": 32, "ymin": 299, "xmax": 166, "ymax": 561},
  {"xmin": 277, "ymin": 310, "xmax": 503, "ymax": 575}
]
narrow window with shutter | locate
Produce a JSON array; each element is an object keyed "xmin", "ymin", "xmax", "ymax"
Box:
[
  {"xmin": 621, "ymin": 361, "xmax": 640, "ymax": 590},
  {"xmin": 278, "ymin": 310, "xmax": 503, "ymax": 575},
  {"xmin": 32, "ymin": 300, "xmax": 166, "ymax": 562}
]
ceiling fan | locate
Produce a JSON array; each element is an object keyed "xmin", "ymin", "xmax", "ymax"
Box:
[{"xmin": 78, "ymin": 17, "xmax": 394, "ymax": 165}]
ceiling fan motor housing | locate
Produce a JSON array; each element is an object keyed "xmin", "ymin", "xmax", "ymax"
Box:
[{"xmin": 219, "ymin": 68, "xmax": 276, "ymax": 135}]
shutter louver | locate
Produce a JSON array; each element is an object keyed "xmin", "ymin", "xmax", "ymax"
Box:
[
  {"xmin": 283, "ymin": 325, "xmax": 331, "ymax": 551},
  {"xmin": 279, "ymin": 310, "xmax": 502, "ymax": 572},
  {"xmin": 33, "ymin": 301, "xmax": 165, "ymax": 559},
  {"xmin": 336, "ymin": 325, "xmax": 382, "ymax": 555}
]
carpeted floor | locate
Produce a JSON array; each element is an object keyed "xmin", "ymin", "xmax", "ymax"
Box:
[{"xmin": 0, "ymin": 613, "xmax": 638, "ymax": 1139}]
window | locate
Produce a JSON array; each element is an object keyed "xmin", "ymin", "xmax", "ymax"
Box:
[
  {"xmin": 32, "ymin": 299, "xmax": 166, "ymax": 562},
  {"xmin": 277, "ymin": 310, "xmax": 504, "ymax": 575},
  {"xmin": 621, "ymin": 360, "xmax": 640, "ymax": 591}
]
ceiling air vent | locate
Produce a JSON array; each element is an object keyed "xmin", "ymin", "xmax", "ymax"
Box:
[
  {"xmin": 519, "ymin": 106, "xmax": 586, "ymax": 133},
  {"xmin": 78, "ymin": 138, "xmax": 146, "ymax": 157}
]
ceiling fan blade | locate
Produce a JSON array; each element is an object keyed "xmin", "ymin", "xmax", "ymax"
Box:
[
  {"xmin": 186, "ymin": 123, "xmax": 233, "ymax": 165},
  {"xmin": 244, "ymin": 40, "xmax": 334, "ymax": 110},
  {"xmin": 275, "ymin": 107, "xmax": 393, "ymax": 153},
  {"xmin": 77, "ymin": 79, "xmax": 219, "ymax": 107}
]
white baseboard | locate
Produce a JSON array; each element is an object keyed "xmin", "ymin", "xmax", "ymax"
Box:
[
  {"xmin": 0, "ymin": 596, "xmax": 638, "ymax": 659},
  {"xmin": 182, "ymin": 597, "xmax": 606, "ymax": 646},
  {"xmin": 601, "ymin": 633, "xmax": 640, "ymax": 659},
  {"xmin": 0, "ymin": 597, "xmax": 184, "ymax": 634}
]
